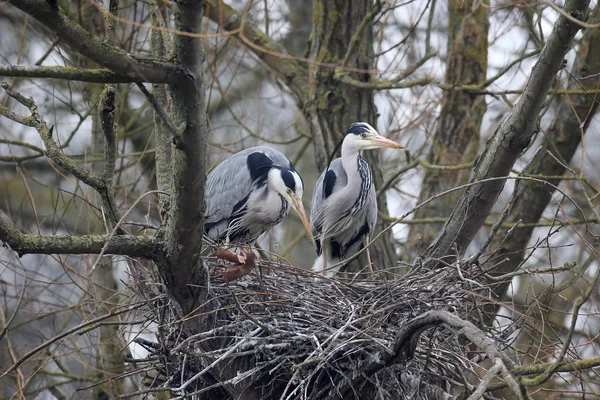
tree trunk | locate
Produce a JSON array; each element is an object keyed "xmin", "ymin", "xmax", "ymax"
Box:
[{"xmin": 409, "ymin": 0, "xmax": 489, "ymax": 256}]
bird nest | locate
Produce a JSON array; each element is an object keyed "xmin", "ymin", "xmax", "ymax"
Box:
[{"xmin": 128, "ymin": 253, "xmax": 496, "ymax": 400}]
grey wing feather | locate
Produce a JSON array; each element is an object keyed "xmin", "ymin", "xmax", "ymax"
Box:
[
  {"xmin": 205, "ymin": 146, "xmax": 291, "ymax": 226},
  {"xmin": 310, "ymin": 158, "xmax": 348, "ymax": 238},
  {"xmin": 366, "ymin": 181, "xmax": 377, "ymax": 239}
]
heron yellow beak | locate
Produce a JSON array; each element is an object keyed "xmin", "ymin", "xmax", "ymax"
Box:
[
  {"xmin": 371, "ymin": 135, "xmax": 404, "ymax": 149},
  {"xmin": 289, "ymin": 194, "xmax": 313, "ymax": 239}
]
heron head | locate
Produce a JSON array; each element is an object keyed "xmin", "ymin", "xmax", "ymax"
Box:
[
  {"xmin": 268, "ymin": 167, "xmax": 312, "ymax": 238},
  {"xmin": 344, "ymin": 122, "xmax": 403, "ymax": 151}
]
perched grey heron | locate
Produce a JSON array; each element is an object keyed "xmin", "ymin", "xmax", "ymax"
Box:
[
  {"xmin": 310, "ymin": 122, "xmax": 403, "ymax": 277},
  {"xmin": 204, "ymin": 146, "xmax": 312, "ymax": 245}
]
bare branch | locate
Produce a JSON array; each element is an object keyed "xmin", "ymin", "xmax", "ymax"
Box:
[
  {"xmin": 149, "ymin": 0, "xmax": 173, "ymax": 218},
  {"xmin": 1, "ymin": 82, "xmax": 105, "ymax": 190},
  {"xmin": 390, "ymin": 310, "xmax": 514, "ymax": 368},
  {"xmin": 485, "ymin": 356, "xmax": 600, "ymax": 392},
  {"xmin": 7, "ymin": 0, "xmax": 182, "ymax": 83},
  {"xmin": 466, "ymin": 358, "xmax": 504, "ymax": 400},
  {"xmin": 0, "ymin": 216, "xmax": 158, "ymax": 257},
  {"xmin": 424, "ymin": 0, "xmax": 591, "ymax": 267},
  {"xmin": 0, "ymin": 64, "xmax": 148, "ymax": 83},
  {"xmin": 98, "ymin": 84, "xmax": 121, "ymax": 227},
  {"xmin": 205, "ymin": 0, "xmax": 308, "ymax": 103}
]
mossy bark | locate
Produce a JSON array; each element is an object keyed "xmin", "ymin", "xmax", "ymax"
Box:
[
  {"xmin": 409, "ymin": 1, "xmax": 489, "ymax": 256},
  {"xmin": 160, "ymin": 0, "xmax": 211, "ymax": 325}
]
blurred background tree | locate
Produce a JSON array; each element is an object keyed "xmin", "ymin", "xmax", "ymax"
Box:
[{"xmin": 1, "ymin": 0, "xmax": 600, "ymax": 398}]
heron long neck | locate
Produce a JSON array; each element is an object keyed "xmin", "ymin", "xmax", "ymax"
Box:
[
  {"xmin": 340, "ymin": 140, "xmax": 372, "ymax": 218},
  {"xmin": 341, "ymin": 140, "xmax": 363, "ymax": 187}
]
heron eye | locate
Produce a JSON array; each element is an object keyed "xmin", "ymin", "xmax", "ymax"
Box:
[{"xmin": 360, "ymin": 132, "xmax": 367, "ymax": 139}]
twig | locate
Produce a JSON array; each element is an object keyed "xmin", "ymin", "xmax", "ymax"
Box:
[
  {"xmin": 135, "ymin": 82, "xmax": 180, "ymax": 137},
  {"xmin": 174, "ymin": 327, "xmax": 263, "ymax": 393},
  {"xmin": 0, "ymin": 275, "xmax": 28, "ymax": 342},
  {"xmin": 0, "ymin": 298, "xmax": 159, "ymax": 379},
  {"xmin": 466, "ymin": 358, "xmax": 503, "ymax": 400}
]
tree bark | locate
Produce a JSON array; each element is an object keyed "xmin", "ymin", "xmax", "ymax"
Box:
[
  {"xmin": 409, "ymin": 0, "xmax": 489, "ymax": 256},
  {"xmin": 157, "ymin": 0, "xmax": 210, "ymax": 326}
]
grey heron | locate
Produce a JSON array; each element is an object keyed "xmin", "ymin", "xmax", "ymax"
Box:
[
  {"xmin": 204, "ymin": 146, "xmax": 312, "ymax": 245},
  {"xmin": 310, "ymin": 122, "xmax": 403, "ymax": 277}
]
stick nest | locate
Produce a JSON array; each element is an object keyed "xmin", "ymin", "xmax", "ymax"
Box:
[{"xmin": 131, "ymin": 257, "xmax": 495, "ymax": 400}]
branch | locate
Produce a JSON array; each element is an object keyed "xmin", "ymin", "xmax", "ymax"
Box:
[
  {"xmin": 391, "ymin": 311, "xmax": 525, "ymax": 399},
  {"xmin": 7, "ymin": 0, "xmax": 182, "ymax": 83},
  {"xmin": 1, "ymin": 82, "xmax": 105, "ymax": 190},
  {"xmin": 423, "ymin": 0, "xmax": 591, "ymax": 267},
  {"xmin": 0, "ymin": 216, "xmax": 158, "ymax": 257},
  {"xmin": 160, "ymin": 0, "xmax": 210, "ymax": 323},
  {"xmin": 148, "ymin": 0, "xmax": 173, "ymax": 218},
  {"xmin": 205, "ymin": 0, "xmax": 308, "ymax": 103},
  {"xmin": 485, "ymin": 356, "xmax": 600, "ymax": 392},
  {"xmin": 483, "ymin": 2, "xmax": 600, "ymax": 323},
  {"xmin": 98, "ymin": 84, "xmax": 121, "ymax": 227},
  {"xmin": 338, "ymin": 310, "xmax": 526, "ymax": 400},
  {"xmin": 467, "ymin": 358, "xmax": 504, "ymax": 400},
  {"xmin": 390, "ymin": 310, "xmax": 514, "ymax": 368},
  {"xmin": 0, "ymin": 64, "xmax": 147, "ymax": 83}
]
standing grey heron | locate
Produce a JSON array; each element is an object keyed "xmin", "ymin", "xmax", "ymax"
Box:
[
  {"xmin": 204, "ymin": 146, "xmax": 312, "ymax": 245},
  {"xmin": 310, "ymin": 122, "xmax": 403, "ymax": 277}
]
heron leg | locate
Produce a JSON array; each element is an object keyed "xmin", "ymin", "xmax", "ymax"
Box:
[{"xmin": 362, "ymin": 235, "xmax": 374, "ymax": 278}]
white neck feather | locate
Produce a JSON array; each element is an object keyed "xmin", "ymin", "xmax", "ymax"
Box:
[{"xmin": 341, "ymin": 138, "xmax": 362, "ymax": 187}]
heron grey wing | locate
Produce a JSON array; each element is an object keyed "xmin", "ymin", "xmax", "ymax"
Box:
[
  {"xmin": 310, "ymin": 159, "xmax": 348, "ymax": 252},
  {"xmin": 205, "ymin": 146, "xmax": 292, "ymax": 227},
  {"xmin": 309, "ymin": 169, "xmax": 326, "ymax": 233},
  {"xmin": 366, "ymin": 181, "xmax": 378, "ymax": 238},
  {"xmin": 204, "ymin": 151, "xmax": 254, "ymax": 228},
  {"xmin": 309, "ymin": 168, "xmax": 326, "ymax": 255}
]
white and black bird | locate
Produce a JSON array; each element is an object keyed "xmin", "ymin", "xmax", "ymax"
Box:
[
  {"xmin": 310, "ymin": 122, "xmax": 403, "ymax": 277},
  {"xmin": 204, "ymin": 146, "xmax": 312, "ymax": 245}
]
